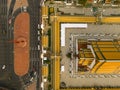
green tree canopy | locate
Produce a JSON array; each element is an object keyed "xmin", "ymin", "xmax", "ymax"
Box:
[{"xmin": 78, "ymin": 0, "xmax": 87, "ymax": 6}]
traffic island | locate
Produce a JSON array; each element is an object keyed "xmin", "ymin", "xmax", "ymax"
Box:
[{"xmin": 14, "ymin": 12, "xmax": 30, "ymax": 76}]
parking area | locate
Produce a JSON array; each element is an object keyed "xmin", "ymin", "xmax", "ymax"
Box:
[{"xmin": 60, "ymin": 24, "xmax": 120, "ymax": 87}]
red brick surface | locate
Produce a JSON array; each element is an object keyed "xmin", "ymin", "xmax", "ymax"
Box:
[{"xmin": 14, "ymin": 12, "xmax": 30, "ymax": 76}]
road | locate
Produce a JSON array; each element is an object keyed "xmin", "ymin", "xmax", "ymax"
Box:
[
  {"xmin": 27, "ymin": 0, "xmax": 42, "ymax": 90},
  {"xmin": 0, "ymin": 0, "xmax": 42, "ymax": 90},
  {"xmin": 0, "ymin": 0, "xmax": 24, "ymax": 90},
  {"xmin": 8, "ymin": 0, "xmax": 15, "ymax": 16}
]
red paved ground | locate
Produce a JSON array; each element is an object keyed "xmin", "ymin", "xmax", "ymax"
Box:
[{"xmin": 14, "ymin": 12, "xmax": 30, "ymax": 76}]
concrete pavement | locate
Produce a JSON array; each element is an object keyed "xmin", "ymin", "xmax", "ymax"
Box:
[{"xmin": 60, "ymin": 24, "xmax": 120, "ymax": 87}]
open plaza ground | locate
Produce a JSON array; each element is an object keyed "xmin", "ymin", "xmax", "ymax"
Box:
[{"xmin": 60, "ymin": 23, "xmax": 120, "ymax": 87}]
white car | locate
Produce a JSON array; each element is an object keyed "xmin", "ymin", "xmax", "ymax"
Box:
[
  {"xmin": 61, "ymin": 65, "xmax": 65, "ymax": 72},
  {"xmin": 8, "ymin": 18, "xmax": 12, "ymax": 24},
  {"xmin": 94, "ymin": 0, "xmax": 97, "ymax": 3},
  {"xmin": 2, "ymin": 65, "xmax": 6, "ymax": 69},
  {"xmin": 30, "ymin": 77, "xmax": 34, "ymax": 82},
  {"xmin": 38, "ymin": 31, "xmax": 40, "ymax": 35},
  {"xmin": 41, "ymin": 24, "xmax": 44, "ymax": 29},
  {"xmin": 38, "ymin": 36, "xmax": 40, "ymax": 41},
  {"xmin": 38, "ymin": 45, "xmax": 40, "ymax": 50},
  {"xmin": 23, "ymin": 6, "xmax": 27, "ymax": 12},
  {"xmin": 38, "ymin": 24, "xmax": 41, "ymax": 29}
]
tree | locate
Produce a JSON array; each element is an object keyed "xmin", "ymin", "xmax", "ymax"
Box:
[
  {"xmin": 66, "ymin": 52, "xmax": 71, "ymax": 58},
  {"xmin": 60, "ymin": 82, "xmax": 66, "ymax": 88},
  {"xmin": 114, "ymin": 0, "xmax": 120, "ymax": 5},
  {"xmin": 78, "ymin": 0, "xmax": 87, "ymax": 6}
]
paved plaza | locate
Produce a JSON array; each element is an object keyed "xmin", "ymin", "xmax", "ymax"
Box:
[
  {"xmin": 59, "ymin": 7, "xmax": 120, "ymax": 16},
  {"xmin": 60, "ymin": 24, "xmax": 120, "ymax": 87}
]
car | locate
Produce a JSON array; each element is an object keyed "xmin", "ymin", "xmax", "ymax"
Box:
[
  {"xmin": 30, "ymin": 77, "xmax": 34, "ymax": 82},
  {"xmin": 38, "ymin": 31, "xmax": 40, "ymax": 35},
  {"xmin": 38, "ymin": 24, "xmax": 41, "ymax": 29},
  {"xmin": 38, "ymin": 36, "xmax": 40, "ymax": 41},
  {"xmin": 94, "ymin": 0, "xmax": 97, "ymax": 3},
  {"xmin": 30, "ymin": 70, "xmax": 37, "ymax": 77},
  {"xmin": 2, "ymin": 65, "xmax": 6, "ymax": 69},
  {"xmin": 61, "ymin": 65, "xmax": 65, "ymax": 72},
  {"xmin": 23, "ymin": 6, "xmax": 27, "ymax": 12},
  {"xmin": 41, "ymin": 24, "xmax": 44, "ymax": 29},
  {"xmin": 8, "ymin": 18, "xmax": 12, "ymax": 24},
  {"xmin": 38, "ymin": 45, "xmax": 40, "ymax": 50}
]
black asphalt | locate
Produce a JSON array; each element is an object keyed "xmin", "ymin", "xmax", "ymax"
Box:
[
  {"xmin": 8, "ymin": 0, "xmax": 16, "ymax": 16},
  {"xmin": 0, "ymin": 0, "xmax": 24, "ymax": 90},
  {"xmin": 27, "ymin": 0, "xmax": 42, "ymax": 90},
  {"xmin": 0, "ymin": 0, "xmax": 42, "ymax": 90}
]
